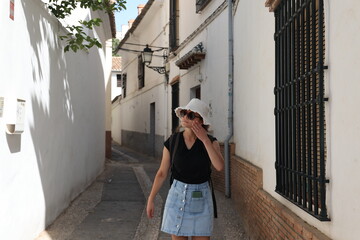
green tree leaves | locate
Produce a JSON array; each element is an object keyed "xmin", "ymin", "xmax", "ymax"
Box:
[
  {"xmin": 47, "ymin": 0, "xmax": 126, "ymax": 52},
  {"xmin": 112, "ymin": 38, "xmax": 120, "ymax": 56}
]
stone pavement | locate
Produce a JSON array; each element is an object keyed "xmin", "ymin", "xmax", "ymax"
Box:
[{"xmin": 35, "ymin": 143, "xmax": 249, "ymax": 240}]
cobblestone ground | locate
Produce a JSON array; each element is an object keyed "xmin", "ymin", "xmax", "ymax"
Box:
[{"xmin": 35, "ymin": 143, "xmax": 249, "ymax": 240}]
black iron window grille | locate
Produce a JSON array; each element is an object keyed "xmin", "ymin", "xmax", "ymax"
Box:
[
  {"xmin": 196, "ymin": 0, "xmax": 211, "ymax": 13},
  {"xmin": 122, "ymin": 73, "xmax": 127, "ymax": 98},
  {"xmin": 274, "ymin": 0, "xmax": 329, "ymax": 221},
  {"xmin": 138, "ymin": 55, "xmax": 145, "ymax": 89},
  {"xmin": 171, "ymin": 82, "xmax": 179, "ymax": 133},
  {"xmin": 169, "ymin": 0, "xmax": 179, "ymax": 51},
  {"xmin": 116, "ymin": 74, "xmax": 122, "ymax": 87}
]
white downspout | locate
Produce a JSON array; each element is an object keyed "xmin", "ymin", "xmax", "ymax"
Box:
[{"xmin": 224, "ymin": 0, "xmax": 234, "ymax": 198}]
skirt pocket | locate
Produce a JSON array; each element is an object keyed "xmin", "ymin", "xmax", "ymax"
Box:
[{"xmin": 189, "ymin": 197, "xmax": 205, "ymax": 213}]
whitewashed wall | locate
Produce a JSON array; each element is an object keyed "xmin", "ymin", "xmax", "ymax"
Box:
[
  {"xmin": 119, "ymin": 87, "xmax": 166, "ymax": 134},
  {"xmin": 233, "ymin": 0, "xmax": 360, "ymax": 239},
  {"xmin": 0, "ymin": 1, "xmax": 111, "ymax": 239},
  {"xmin": 168, "ymin": 1, "xmax": 229, "ymax": 140},
  {"xmin": 178, "ymin": 0, "xmax": 225, "ymax": 44},
  {"xmin": 323, "ymin": 1, "xmax": 360, "ymax": 239},
  {"xmin": 111, "ymin": 71, "xmax": 122, "ymax": 101},
  {"xmin": 116, "ymin": 0, "xmax": 169, "ymax": 157},
  {"xmin": 233, "ymin": 0, "xmax": 276, "ymax": 191},
  {"xmin": 112, "ymin": 99, "xmax": 122, "ymax": 144}
]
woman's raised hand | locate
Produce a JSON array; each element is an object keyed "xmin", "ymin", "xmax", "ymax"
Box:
[{"xmin": 191, "ymin": 122, "xmax": 209, "ymax": 143}]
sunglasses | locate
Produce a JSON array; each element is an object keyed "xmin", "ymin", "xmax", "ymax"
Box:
[{"xmin": 179, "ymin": 110, "xmax": 202, "ymax": 120}]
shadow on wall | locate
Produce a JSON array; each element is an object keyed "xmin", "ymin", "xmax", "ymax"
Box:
[
  {"xmin": 6, "ymin": 133, "xmax": 21, "ymax": 153},
  {"xmin": 21, "ymin": 0, "xmax": 106, "ymax": 234}
]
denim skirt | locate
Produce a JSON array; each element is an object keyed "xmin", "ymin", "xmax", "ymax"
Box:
[{"xmin": 161, "ymin": 179, "xmax": 214, "ymax": 236}]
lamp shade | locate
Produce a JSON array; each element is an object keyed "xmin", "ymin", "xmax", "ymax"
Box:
[{"xmin": 142, "ymin": 45, "xmax": 153, "ymax": 65}]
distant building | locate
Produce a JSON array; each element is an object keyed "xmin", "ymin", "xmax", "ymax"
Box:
[{"xmin": 111, "ymin": 57, "xmax": 122, "ymax": 101}]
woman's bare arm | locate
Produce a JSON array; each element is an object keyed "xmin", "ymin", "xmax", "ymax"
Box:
[{"xmin": 147, "ymin": 147, "xmax": 171, "ymax": 218}]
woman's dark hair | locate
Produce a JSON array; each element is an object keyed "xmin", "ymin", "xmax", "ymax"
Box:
[{"xmin": 202, "ymin": 124, "xmax": 209, "ymax": 131}]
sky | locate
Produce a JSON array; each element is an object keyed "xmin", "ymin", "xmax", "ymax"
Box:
[{"xmin": 115, "ymin": 0, "xmax": 146, "ymax": 32}]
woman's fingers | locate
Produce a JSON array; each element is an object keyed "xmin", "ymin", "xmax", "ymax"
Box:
[
  {"xmin": 147, "ymin": 201, "xmax": 154, "ymax": 218},
  {"xmin": 192, "ymin": 122, "xmax": 200, "ymax": 132},
  {"xmin": 147, "ymin": 207, "xmax": 153, "ymax": 218},
  {"xmin": 192, "ymin": 122, "xmax": 206, "ymax": 140}
]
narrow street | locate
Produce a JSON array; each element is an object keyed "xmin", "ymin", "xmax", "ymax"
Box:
[{"xmin": 35, "ymin": 143, "xmax": 248, "ymax": 240}]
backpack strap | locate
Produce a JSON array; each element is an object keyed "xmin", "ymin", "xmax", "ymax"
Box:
[
  {"xmin": 169, "ymin": 132, "xmax": 180, "ymax": 186},
  {"xmin": 209, "ymin": 177, "xmax": 218, "ymax": 218}
]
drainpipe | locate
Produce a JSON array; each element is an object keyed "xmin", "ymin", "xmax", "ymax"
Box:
[{"xmin": 224, "ymin": 0, "xmax": 234, "ymax": 198}]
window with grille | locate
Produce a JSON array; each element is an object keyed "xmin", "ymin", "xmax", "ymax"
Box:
[
  {"xmin": 171, "ymin": 82, "xmax": 179, "ymax": 133},
  {"xmin": 138, "ymin": 55, "xmax": 145, "ymax": 89},
  {"xmin": 116, "ymin": 74, "xmax": 122, "ymax": 87},
  {"xmin": 122, "ymin": 73, "xmax": 127, "ymax": 98},
  {"xmin": 169, "ymin": 0, "xmax": 179, "ymax": 51},
  {"xmin": 273, "ymin": 0, "xmax": 329, "ymax": 221},
  {"xmin": 196, "ymin": 0, "xmax": 211, "ymax": 13}
]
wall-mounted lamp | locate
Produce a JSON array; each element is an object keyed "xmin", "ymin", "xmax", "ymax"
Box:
[
  {"xmin": 115, "ymin": 42, "xmax": 168, "ymax": 75},
  {"xmin": 142, "ymin": 45, "xmax": 168, "ymax": 75},
  {"xmin": 142, "ymin": 45, "xmax": 153, "ymax": 65}
]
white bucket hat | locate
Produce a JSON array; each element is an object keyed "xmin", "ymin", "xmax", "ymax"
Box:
[{"xmin": 175, "ymin": 98, "xmax": 211, "ymax": 125}]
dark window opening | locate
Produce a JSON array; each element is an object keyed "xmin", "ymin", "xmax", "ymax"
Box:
[
  {"xmin": 169, "ymin": 0, "xmax": 179, "ymax": 51},
  {"xmin": 122, "ymin": 73, "xmax": 127, "ymax": 98},
  {"xmin": 138, "ymin": 55, "xmax": 145, "ymax": 89},
  {"xmin": 191, "ymin": 85, "xmax": 201, "ymax": 99},
  {"xmin": 172, "ymin": 82, "xmax": 179, "ymax": 133},
  {"xmin": 116, "ymin": 74, "xmax": 122, "ymax": 87}
]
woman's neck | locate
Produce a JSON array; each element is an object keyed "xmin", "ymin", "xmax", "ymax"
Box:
[{"xmin": 183, "ymin": 128, "xmax": 196, "ymax": 140}]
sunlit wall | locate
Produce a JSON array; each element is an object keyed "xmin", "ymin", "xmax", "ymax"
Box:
[{"xmin": 0, "ymin": 1, "xmax": 111, "ymax": 239}]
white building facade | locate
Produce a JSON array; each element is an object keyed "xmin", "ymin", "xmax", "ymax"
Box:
[
  {"xmin": 0, "ymin": 1, "xmax": 114, "ymax": 239},
  {"xmin": 113, "ymin": 0, "xmax": 170, "ymax": 158},
  {"xmin": 231, "ymin": 0, "xmax": 360, "ymax": 239},
  {"xmin": 112, "ymin": 0, "xmax": 360, "ymax": 239},
  {"xmin": 167, "ymin": 0, "xmax": 230, "ymax": 140},
  {"xmin": 111, "ymin": 57, "xmax": 122, "ymax": 101}
]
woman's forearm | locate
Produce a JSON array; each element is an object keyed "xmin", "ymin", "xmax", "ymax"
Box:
[
  {"xmin": 203, "ymin": 139, "xmax": 224, "ymax": 171},
  {"xmin": 148, "ymin": 170, "xmax": 168, "ymax": 202}
]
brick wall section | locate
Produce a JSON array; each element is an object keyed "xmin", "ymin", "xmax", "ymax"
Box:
[
  {"xmin": 229, "ymin": 155, "xmax": 331, "ymax": 240},
  {"xmin": 210, "ymin": 143, "xmax": 234, "ymax": 193}
]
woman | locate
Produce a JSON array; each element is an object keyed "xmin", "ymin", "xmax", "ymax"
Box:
[{"xmin": 146, "ymin": 98, "xmax": 224, "ymax": 240}]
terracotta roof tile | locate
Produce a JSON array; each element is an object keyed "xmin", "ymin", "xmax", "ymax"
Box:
[{"xmin": 112, "ymin": 57, "xmax": 122, "ymax": 71}]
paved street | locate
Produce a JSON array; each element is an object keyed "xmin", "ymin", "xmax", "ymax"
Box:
[{"xmin": 35, "ymin": 143, "xmax": 249, "ymax": 240}]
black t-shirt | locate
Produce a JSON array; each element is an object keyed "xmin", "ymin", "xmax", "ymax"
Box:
[{"xmin": 164, "ymin": 132, "xmax": 217, "ymax": 184}]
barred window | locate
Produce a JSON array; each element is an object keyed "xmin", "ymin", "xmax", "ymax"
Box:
[
  {"xmin": 138, "ymin": 55, "xmax": 145, "ymax": 89},
  {"xmin": 169, "ymin": 0, "xmax": 179, "ymax": 51},
  {"xmin": 116, "ymin": 74, "xmax": 122, "ymax": 88},
  {"xmin": 274, "ymin": 0, "xmax": 329, "ymax": 221},
  {"xmin": 122, "ymin": 73, "xmax": 127, "ymax": 98}
]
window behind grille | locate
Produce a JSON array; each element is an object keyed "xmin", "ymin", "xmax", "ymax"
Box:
[
  {"xmin": 273, "ymin": 0, "xmax": 329, "ymax": 221},
  {"xmin": 117, "ymin": 74, "xmax": 122, "ymax": 88},
  {"xmin": 169, "ymin": 0, "xmax": 179, "ymax": 51},
  {"xmin": 138, "ymin": 55, "xmax": 145, "ymax": 89},
  {"xmin": 171, "ymin": 82, "xmax": 179, "ymax": 133},
  {"xmin": 122, "ymin": 73, "xmax": 127, "ymax": 98}
]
